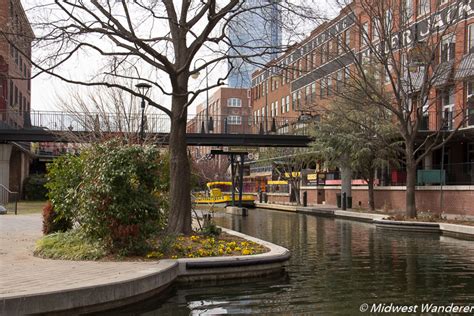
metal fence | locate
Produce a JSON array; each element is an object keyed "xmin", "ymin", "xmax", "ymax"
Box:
[
  {"xmin": 0, "ymin": 184, "xmax": 18, "ymax": 215},
  {"xmin": 0, "ymin": 110, "xmax": 312, "ymax": 136}
]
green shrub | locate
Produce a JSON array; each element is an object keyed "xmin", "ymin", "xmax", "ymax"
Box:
[
  {"xmin": 44, "ymin": 140, "xmax": 169, "ymax": 256},
  {"xmin": 23, "ymin": 174, "xmax": 48, "ymax": 200},
  {"xmin": 42, "ymin": 201, "xmax": 73, "ymax": 235},
  {"xmin": 35, "ymin": 230, "xmax": 107, "ymax": 260},
  {"xmin": 76, "ymin": 141, "xmax": 168, "ymax": 254},
  {"xmin": 46, "ymin": 153, "xmax": 84, "ymax": 224}
]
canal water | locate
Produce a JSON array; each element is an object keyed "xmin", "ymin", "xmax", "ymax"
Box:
[{"xmin": 110, "ymin": 208, "xmax": 474, "ymax": 315}]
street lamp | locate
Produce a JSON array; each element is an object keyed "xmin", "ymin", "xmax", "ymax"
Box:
[
  {"xmin": 135, "ymin": 82, "xmax": 152, "ymax": 142},
  {"xmin": 191, "ymin": 58, "xmax": 211, "ymax": 133}
]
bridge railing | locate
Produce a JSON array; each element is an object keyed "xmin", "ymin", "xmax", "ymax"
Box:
[{"xmin": 0, "ymin": 110, "xmax": 315, "ymax": 136}]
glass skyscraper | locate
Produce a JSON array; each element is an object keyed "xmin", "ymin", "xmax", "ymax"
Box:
[{"xmin": 227, "ymin": 0, "xmax": 282, "ymax": 88}]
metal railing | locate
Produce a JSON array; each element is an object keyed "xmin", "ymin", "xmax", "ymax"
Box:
[
  {"xmin": 0, "ymin": 110, "xmax": 313, "ymax": 136},
  {"xmin": 0, "ymin": 184, "xmax": 18, "ymax": 215}
]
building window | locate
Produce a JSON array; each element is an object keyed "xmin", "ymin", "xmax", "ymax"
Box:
[
  {"xmin": 372, "ymin": 19, "xmax": 380, "ymax": 43},
  {"xmin": 468, "ymin": 24, "xmax": 474, "ymax": 54},
  {"xmin": 9, "ymin": 81, "xmax": 13, "ymax": 106},
  {"xmin": 271, "ymin": 102, "xmax": 275, "ymax": 117},
  {"xmin": 385, "ymin": 9, "xmax": 393, "ymax": 33},
  {"xmin": 345, "ymin": 28, "xmax": 351, "ymax": 49},
  {"xmin": 336, "ymin": 70, "xmax": 344, "ymax": 92},
  {"xmin": 320, "ymin": 79, "xmax": 326, "ymax": 99},
  {"xmin": 441, "ymin": 86, "xmax": 455, "ymax": 130},
  {"xmin": 281, "ymin": 97, "xmax": 285, "ymax": 114},
  {"xmin": 292, "ymin": 92, "xmax": 297, "ymax": 110},
  {"xmin": 361, "ymin": 22, "xmax": 369, "ymax": 48},
  {"xmin": 275, "ymin": 101, "xmax": 279, "ymax": 116},
  {"xmin": 467, "ymin": 81, "xmax": 474, "ymax": 126},
  {"xmin": 286, "ymin": 95, "xmax": 290, "ymax": 112},
  {"xmin": 441, "ymin": 34, "xmax": 456, "ymax": 62},
  {"xmin": 417, "ymin": 0, "xmax": 430, "ymax": 17},
  {"xmin": 402, "ymin": 0, "xmax": 413, "ymax": 24},
  {"xmin": 327, "ymin": 77, "xmax": 333, "ymax": 97},
  {"xmin": 227, "ymin": 98, "xmax": 242, "ymax": 107},
  {"xmin": 227, "ymin": 115, "xmax": 242, "ymax": 125}
]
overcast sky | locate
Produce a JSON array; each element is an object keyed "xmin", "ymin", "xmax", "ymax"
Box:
[{"xmin": 23, "ymin": 0, "xmax": 339, "ymax": 114}]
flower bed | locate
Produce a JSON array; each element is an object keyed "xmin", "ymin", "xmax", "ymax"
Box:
[{"xmin": 147, "ymin": 233, "xmax": 268, "ymax": 259}]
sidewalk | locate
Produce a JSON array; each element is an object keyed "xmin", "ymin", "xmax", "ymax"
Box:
[{"xmin": 0, "ymin": 213, "xmax": 290, "ymax": 315}]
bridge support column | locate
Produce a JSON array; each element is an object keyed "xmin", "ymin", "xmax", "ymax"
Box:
[{"xmin": 0, "ymin": 144, "xmax": 12, "ymax": 189}]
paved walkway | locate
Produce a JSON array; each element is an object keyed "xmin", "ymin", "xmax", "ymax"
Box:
[{"xmin": 0, "ymin": 214, "xmax": 161, "ymax": 299}]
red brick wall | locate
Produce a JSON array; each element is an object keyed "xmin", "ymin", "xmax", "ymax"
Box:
[
  {"xmin": 267, "ymin": 193, "xmax": 291, "ymax": 204},
  {"xmin": 321, "ymin": 187, "xmax": 474, "ymax": 216}
]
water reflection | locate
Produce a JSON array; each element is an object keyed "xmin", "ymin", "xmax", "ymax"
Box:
[{"xmin": 107, "ymin": 208, "xmax": 474, "ymax": 315}]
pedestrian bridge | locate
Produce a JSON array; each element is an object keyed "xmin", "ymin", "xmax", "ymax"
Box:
[{"xmin": 0, "ymin": 110, "xmax": 313, "ymax": 147}]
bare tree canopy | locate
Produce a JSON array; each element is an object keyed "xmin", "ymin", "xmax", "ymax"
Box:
[{"xmin": 3, "ymin": 0, "xmax": 324, "ymax": 233}]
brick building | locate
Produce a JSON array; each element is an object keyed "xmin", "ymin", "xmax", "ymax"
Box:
[
  {"xmin": 250, "ymin": 0, "xmax": 474, "ymax": 215},
  {"xmin": 187, "ymin": 87, "xmax": 253, "ymax": 180},
  {"xmin": 0, "ymin": 0, "xmax": 34, "ymax": 196}
]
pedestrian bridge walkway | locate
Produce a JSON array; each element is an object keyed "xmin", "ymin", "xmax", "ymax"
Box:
[{"xmin": 0, "ymin": 110, "xmax": 312, "ymax": 147}]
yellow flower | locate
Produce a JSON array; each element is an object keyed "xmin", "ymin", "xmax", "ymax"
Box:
[
  {"xmin": 241, "ymin": 248, "xmax": 252, "ymax": 255},
  {"xmin": 171, "ymin": 255, "xmax": 178, "ymax": 259},
  {"xmin": 218, "ymin": 248, "xmax": 224, "ymax": 255},
  {"xmin": 191, "ymin": 235, "xmax": 200, "ymax": 242},
  {"xmin": 235, "ymin": 247, "xmax": 241, "ymax": 251}
]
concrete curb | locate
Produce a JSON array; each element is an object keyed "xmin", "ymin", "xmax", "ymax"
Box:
[
  {"xmin": 256, "ymin": 203, "xmax": 474, "ymax": 240},
  {"xmin": 0, "ymin": 229, "xmax": 290, "ymax": 316},
  {"xmin": 374, "ymin": 219, "xmax": 441, "ymax": 233}
]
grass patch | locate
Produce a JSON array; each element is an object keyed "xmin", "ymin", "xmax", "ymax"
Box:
[
  {"xmin": 11, "ymin": 200, "xmax": 47, "ymax": 215},
  {"xmin": 35, "ymin": 230, "xmax": 107, "ymax": 260}
]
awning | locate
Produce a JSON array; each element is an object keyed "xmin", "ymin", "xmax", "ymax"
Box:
[
  {"xmin": 433, "ymin": 60, "xmax": 455, "ymax": 87},
  {"xmin": 455, "ymin": 53, "xmax": 474, "ymax": 80},
  {"xmin": 401, "ymin": 68, "xmax": 425, "ymax": 93}
]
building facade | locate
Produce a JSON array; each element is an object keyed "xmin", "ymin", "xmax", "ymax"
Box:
[
  {"xmin": 250, "ymin": 0, "xmax": 474, "ymax": 215},
  {"xmin": 0, "ymin": 0, "xmax": 34, "ymax": 196},
  {"xmin": 227, "ymin": 0, "xmax": 282, "ymax": 88},
  {"xmin": 187, "ymin": 87, "xmax": 253, "ymax": 168}
]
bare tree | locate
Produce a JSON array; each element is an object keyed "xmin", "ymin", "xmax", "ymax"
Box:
[
  {"xmin": 259, "ymin": 147, "xmax": 315, "ymax": 205},
  {"xmin": 6, "ymin": 1, "xmax": 322, "ymax": 233},
  {"xmin": 324, "ymin": 0, "xmax": 470, "ymax": 217}
]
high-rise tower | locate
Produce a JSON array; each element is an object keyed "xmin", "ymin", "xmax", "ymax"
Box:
[{"xmin": 227, "ymin": 0, "xmax": 282, "ymax": 88}]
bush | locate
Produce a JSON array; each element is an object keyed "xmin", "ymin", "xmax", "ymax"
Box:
[
  {"xmin": 35, "ymin": 230, "xmax": 106, "ymax": 260},
  {"xmin": 46, "ymin": 140, "xmax": 169, "ymax": 255},
  {"xmin": 78, "ymin": 141, "xmax": 168, "ymax": 254},
  {"xmin": 42, "ymin": 201, "xmax": 73, "ymax": 235},
  {"xmin": 45, "ymin": 154, "xmax": 84, "ymax": 225},
  {"xmin": 23, "ymin": 174, "xmax": 48, "ymax": 200}
]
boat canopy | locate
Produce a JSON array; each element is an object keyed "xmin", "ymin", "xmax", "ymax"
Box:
[
  {"xmin": 268, "ymin": 180, "xmax": 288, "ymax": 185},
  {"xmin": 206, "ymin": 181, "xmax": 232, "ymax": 188}
]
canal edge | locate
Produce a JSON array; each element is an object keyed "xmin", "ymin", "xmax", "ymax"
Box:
[
  {"xmin": 256, "ymin": 202, "xmax": 474, "ymax": 241},
  {"xmin": 0, "ymin": 229, "xmax": 290, "ymax": 316}
]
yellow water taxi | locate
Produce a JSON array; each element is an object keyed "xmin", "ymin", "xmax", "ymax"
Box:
[{"xmin": 194, "ymin": 181, "xmax": 255, "ymax": 207}]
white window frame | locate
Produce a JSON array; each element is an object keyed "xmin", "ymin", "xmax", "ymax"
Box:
[
  {"xmin": 227, "ymin": 115, "xmax": 242, "ymax": 125},
  {"xmin": 468, "ymin": 24, "xmax": 474, "ymax": 54},
  {"xmin": 227, "ymin": 98, "xmax": 242, "ymax": 107},
  {"xmin": 441, "ymin": 34, "xmax": 456, "ymax": 62},
  {"xmin": 417, "ymin": 0, "xmax": 430, "ymax": 17},
  {"xmin": 441, "ymin": 86, "xmax": 455, "ymax": 130},
  {"xmin": 286, "ymin": 95, "xmax": 290, "ymax": 113}
]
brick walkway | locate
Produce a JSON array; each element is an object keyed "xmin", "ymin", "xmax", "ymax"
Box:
[{"xmin": 0, "ymin": 214, "xmax": 161, "ymax": 299}]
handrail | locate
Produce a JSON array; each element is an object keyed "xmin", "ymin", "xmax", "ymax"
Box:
[
  {"xmin": 0, "ymin": 184, "xmax": 19, "ymax": 215},
  {"xmin": 0, "ymin": 183, "xmax": 18, "ymax": 194}
]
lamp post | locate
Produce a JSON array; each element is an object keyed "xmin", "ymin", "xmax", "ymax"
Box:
[
  {"xmin": 191, "ymin": 58, "xmax": 210, "ymax": 133},
  {"xmin": 135, "ymin": 82, "xmax": 152, "ymax": 142}
]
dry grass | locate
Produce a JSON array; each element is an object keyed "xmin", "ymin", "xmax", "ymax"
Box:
[{"xmin": 7, "ymin": 200, "xmax": 46, "ymax": 215}]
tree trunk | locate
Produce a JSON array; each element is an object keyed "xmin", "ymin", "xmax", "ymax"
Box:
[
  {"xmin": 167, "ymin": 93, "xmax": 192, "ymax": 235},
  {"xmin": 340, "ymin": 157, "xmax": 352, "ymax": 209},
  {"xmin": 405, "ymin": 153, "xmax": 417, "ymax": 218},
  {"xmin": 367, "ymin": 171, "xmax": 375, "ymax": 211}
]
